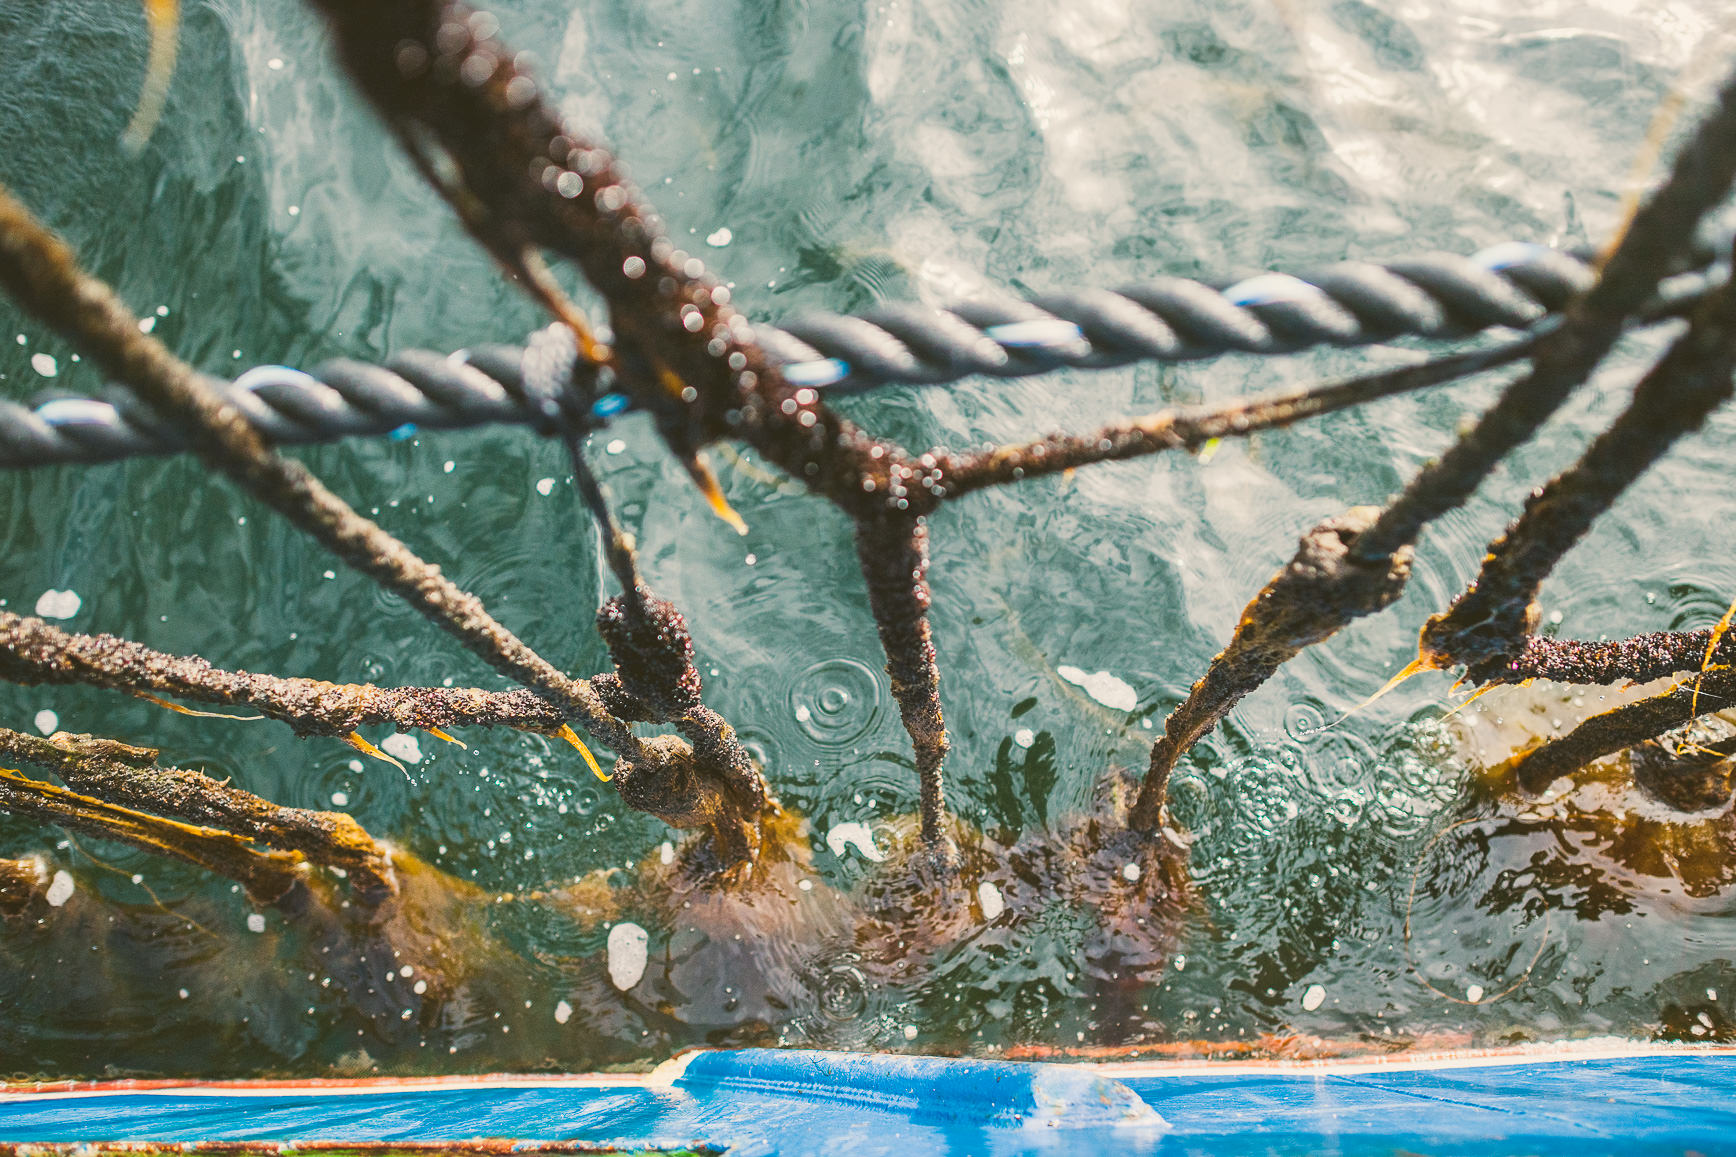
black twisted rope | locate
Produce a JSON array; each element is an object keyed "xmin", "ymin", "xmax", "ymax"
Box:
[{"xmin": 1, "ymin": 240, "xmax": 1723, "ymax": 469}]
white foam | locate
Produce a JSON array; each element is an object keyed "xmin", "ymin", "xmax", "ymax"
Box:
[
  {"xmin": 30, "ymin": 353, "xmax": 57, "ymax": 377},
  {"xmin": 379, "ymin": 733, "xmax": 423, "ymax": 765},
  {"xmin": 1466, "ymin": 984, "xmax": 1485, "ymax": 1004},
  {"xmin": 977, "ymin": 880, "xmax": 1004, "ymax": 921},
  {"xmin": 607, "ymin": 921, "xmax": 648, "ymax": 991},
  {"xmin": 34, "ymin": 589, "xmax": 80, "ymax": 619},
  {"xmin": 1056, "ymin": 665, "xmax": 1137, "ymax": 711},
  {"xmin": 44, "ymin": 869, "xmax": 74, "ymax": 908},
  {"xmin": 825, "ymin": 821, "xmax": 885, "ymax": 863},
  {"xmin": 536, "ymin": 477, "xmax": 556, "ymax": 496},
  {"xmin": 706, "ymin": 227, "xmax": 733, "ymax": 247},
  {"xmin": 1013, "ymin": 728, "xmax": 1035, "ymax": 748}
]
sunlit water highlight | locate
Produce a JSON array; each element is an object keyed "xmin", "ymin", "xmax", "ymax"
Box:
[{"xmin": 2, "ymin": 0, "xmax": 1736, "ymax": 1076}]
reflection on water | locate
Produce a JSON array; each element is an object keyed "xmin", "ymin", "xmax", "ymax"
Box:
[{"xmin": 3, "ymin": 0, "xmax": 1736, "ymax": 1076}]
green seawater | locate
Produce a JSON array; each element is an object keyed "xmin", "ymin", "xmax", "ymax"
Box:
[{"xmin": 3, "ymin": 0, "xmax": 1736, "ymax": 1077}]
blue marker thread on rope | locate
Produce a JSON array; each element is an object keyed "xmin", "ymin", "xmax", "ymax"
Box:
[
  {"xmin": 590, "ymin": 392, "xmax": 630, "ymax": 420},
  {"xmin": 1222, "ymin": 272, "xmax": 1335, "ymax": 308},
  {"xmin": 1471, "ymin": 241, "xmax": 1553, "ymax": 271},
  {"xmin": 782, "ymin": 357, "xmax": 850, "ymax": 388}
]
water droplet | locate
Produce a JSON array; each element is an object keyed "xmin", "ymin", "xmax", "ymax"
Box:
[
  {"xmin": 1284, "ymin": 701, "xmax": 1326, "ymax": 742},
  {"xmin": 789, "ymin": 658, "xmax": 883, "ymax": 746},
  {"xmin": 819, "ymin": 965, "xmax": 868, "ymax": 1021},
  {"xmin": 608, "ymin": 922, "xmax": 649, "ymax": 990},
  {"xmin": 34, "ymin": 589, "xmax": 80, "ymax": 619},
  {"xmin": 826, "ymin": 821, "xmax": 885, "ymax": 863},
  {"xmin": 33, "ymin": 710, "xmax": 57, "ymax": 736},
  {"xmin": 977, "ymin": 880, "xmax": 1004, "ymax": 920},
  {"xmin": 554, "ymin": 999, "xmax": 573, "ymax": 1024},
  {"xmin": 380, "ymin": 733, "xmax": 423, "ymax": 765},
  {"xmin": 1301, "ymin": 984, "xmax": 1325, "ymax": 1011},
  {"xmin": 45, "ymin": 870, "xmax": 74, "ymax": 908},
  {"xmin": 1056, "ymin": 665, "xmax": 1137, "ymax": 711}
]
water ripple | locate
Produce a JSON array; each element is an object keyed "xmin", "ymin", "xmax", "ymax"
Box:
[{"xmin": 788, "ymin": 657, "xmax": 884, "ymax": 747}]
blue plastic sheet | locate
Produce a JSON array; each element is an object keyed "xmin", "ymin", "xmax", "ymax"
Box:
[{"xmin": 3, "ymin": 1047, "xmax": 1734, "ymax": 1155}]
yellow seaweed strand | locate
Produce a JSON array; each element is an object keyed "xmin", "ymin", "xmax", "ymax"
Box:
[
  {"xmin": 342, "ymin": 731, "xmax": 407, "ymax": 776},
  {"xmin": 1436, "ymin": 681, "xmax": 1502, "ymax": 723},
  {"xmin": 1691, "ymin": 592, "xmax": 1736, "ymax": 717},
  {"xmin": 683, "ymin": 451, "xmax": 749, "ymax": 536},
  {"xmin": 122, "ymin": 0, "xmax": 180, "ymax": 153},
  {"xmin": 1324, "ymin": 657, "xmax": 1431, "ymax": 730},
  {"xmin": 556, "ymin": 724, "xmax": 610, "ymax": 781},
  {"xmin": 134, "ymin": 691, "xmax": 263, "ymax": 721},
  {"xmin": 426, "ymin": 726, "xmax": 468, "ymax": 750},
  {"xmin": 514, "ymin": 249, "xmax": 612, "ymax": 366}
]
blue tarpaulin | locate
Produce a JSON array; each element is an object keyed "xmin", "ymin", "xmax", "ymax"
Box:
[{"xmin": 3, "ymin": 1045, "xmax": 1733, "ymax": 1155}]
